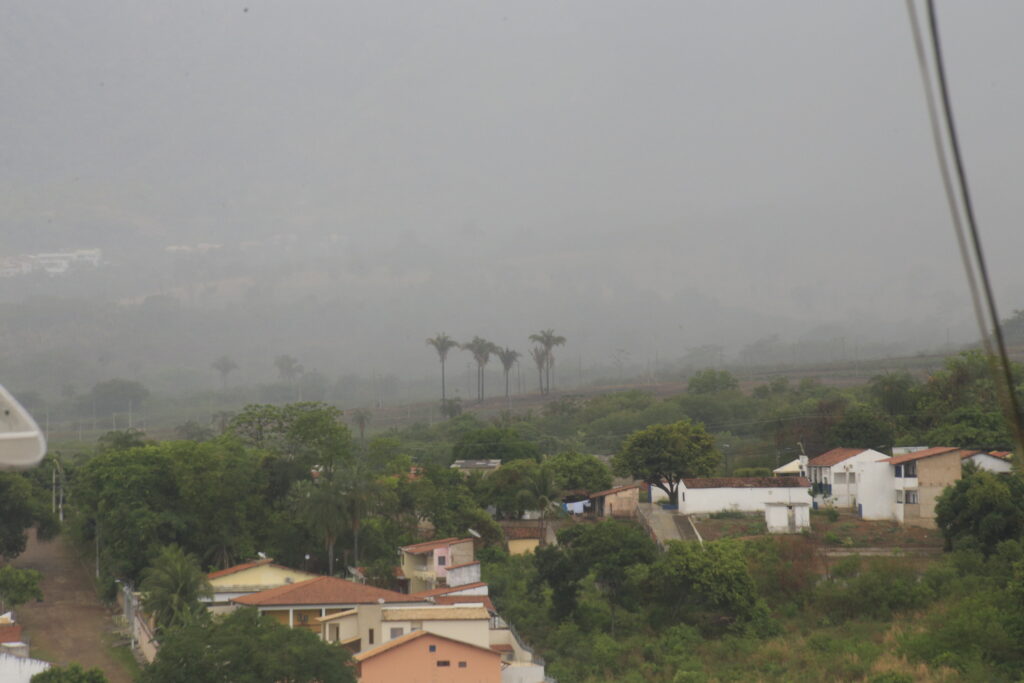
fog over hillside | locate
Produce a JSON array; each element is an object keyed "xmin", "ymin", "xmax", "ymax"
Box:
[{"xmin": 3, "ymin": 1, "xmax": 1024, "ymax": 397}]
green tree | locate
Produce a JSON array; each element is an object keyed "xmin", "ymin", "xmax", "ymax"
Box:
[
  {"xmin": 140, "ymin": 544, "xmax": 212, "ymax": 633},
  {"xmin": 936, "ymin": 470, "xmax": 1024, "ymax": 555},
  {"xmin": 0, "ymin": 565, "xmax": 42, "ymax": 611},
  {"xmin": 140, "ymin": 607, "xmax": 355, "ymax": 683},
  {"xmin": 0, "ymin": 473, "xmax": 40, "ymax": 560},
  {"xmin": 452, "ymin": 426, "xmax": 540, "ymax": 464},
  {"xmin": 84, "ymin": 379, "xmax": 149, "ymax": 417},
  {"xmin": 529, "ymin": 329, "xmax": 566, "ymax": 394},
  {"xmin": 687, "ymin": 368, "xmax": 739, "ymax": 394},
  {"xmin": 612, "ymin": 420, "xmax": 719, "ymax": 501},
  {"xmin": 868, "ymin": 371, "xmax": 919, "ymax": 418},
  {"xmin": 211, "ymin": 355, "xmax": 238, "ymax": 391},
  {"xmin": 31, "ymin": 664, "xmax": 108, "ymax": 683},
  {"xmin": 828, "ymin": 403, "xmax": 894, "ymax": 449},
  {"xmin": 290, "ymin": 478, "xmax": 349, "ymax": 575},
  {"xmin": 542, "ymin": 451, "xmax": 612, "ymax": 493},
  {"xmin": 274, "ymin": 354, "xmax": 304, "ymax": 384},
  {"xmin": 426, "ymin": 333, "xmax": 459, "ymax": 403}
]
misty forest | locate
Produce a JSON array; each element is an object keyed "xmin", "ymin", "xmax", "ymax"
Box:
[{"xmin": 4, "ymin": 2, "xmax": 1024, "ymax": 683}]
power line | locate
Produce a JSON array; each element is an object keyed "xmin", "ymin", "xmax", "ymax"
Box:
[{"xmin": 905, "ymin": 0, "xmax": 1024, "ymax": 455}]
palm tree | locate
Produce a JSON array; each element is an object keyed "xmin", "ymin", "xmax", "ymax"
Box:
[
  {"xmin": 462, "ymin": 337, "xmax": 499, "ymax": 402},
  {"xmin": 530, "ymin": 347, "xmax": 547, "ymax": 395},
  {"xmin": 495, "ymin": 347, "xmax": 521, "ymax": 403},
  {"xmin": 140, "ymin": 544, "xmax": 213, "ymax": 632},
  {"xmin": 351, "ymin": 408, "xmax": 371, "ymax": 441},
  {"xmin": 426, "ymin": 334, "xmax": 459, "ymax": 402},
  {"xmin": 274, "ymin": 354, "xmax": 304, "ymax": 383},
  {"xmin": 211, "ymin": 356, "xmax": 238, "ymax": 391},
  {"xmin": 529, "ymin": 329, "xmax": 567, "ymax": 394},
  {"xmin": 290, "ymin": 478, "xmax": 348, "ymax": 576}
]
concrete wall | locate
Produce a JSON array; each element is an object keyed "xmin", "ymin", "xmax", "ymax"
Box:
[
  {"xmin": 502, "ymin": 662, "xmax": 547, "ymax": 683},
  {"xmin": 679, "ymin": 485, "xmax": 811, "ymax": 515},
  {"xmin": 447, "ymin": 562, "xmax": 480, "ymax": 587},
  {"xmin": 912, "ymin": 451, "xmax": 961, "ymax": 527},
  {"xmin": 358, "ymin": 634, "xmax": 501, "ymax": 683},
  {"xmin": 967, "ymin": 454, "xmax": 1012, "ymax": 473},
  {"xmin": 600, "ymin": 488, "xmax": 639, "ymax": 517},
  {"xmin": 382, "ymin": 619, "xmax": 490, "ymax": 649},
  {"xmin": 857, "ymin": 460, "xmax": 895, "ymax": 520},
  {"xmin": 765, "ymin": 504, "xmax": 810, "ymax": 533},
  {"xmin": 508, "ymin": 539, "xmax": 540, "ymax": 555}
]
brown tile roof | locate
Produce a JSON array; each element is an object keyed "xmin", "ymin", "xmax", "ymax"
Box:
[
  {"xmin": 988, "ymin": 451, "xmax": 1013, "ymax": 459},
  {"xmin": 589, "ymin": 484, "xmax": 640, "ymax": 499},
  {"xmin": 400, "ymin": 538, "xmax": 473, "ymax": 555},
  {"xmin": 682, "ymin": 477, "xmax": 810, "ymax": 489},
  {"xmin": 887, "ymin": 447, "xmax": 960, "ymax": 465},
  {"xmin": 957, "ymin": 450, "xmax": 982, "ymax": 459},
  {"xmin": 382, "ymin": 606, "xmax": 489, "ymax": 621},
  {"xmin": 433, "ymin": 595, "xmax": 496, "ymax": 612},
  {"xmin": 353, "ymin": 630, "xmax": 499, "ymax": 663},
  {"xmin": 207, "ymin": 558, "xmax": 274, "ymax": 579},
  {"xmin": 807, "ymin": 448, "xmax": 867, "ymax": 468},
  {"xmin": 411, "ymin": 582, "xmax": 488, "ymax": 599},
  {"xmin": 231, "ymin": 576, "xmax": 412, "ymax": 606},
  {"xmin": 491, "ymin": 643, "xmax": 514, "ymax": 652},
  {"xmin": 0, "ymin": 624, "xmax": 22, "ymax": 643}
]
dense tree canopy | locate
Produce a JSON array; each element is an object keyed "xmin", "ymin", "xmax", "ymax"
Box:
[
  {"xmin": 140, "ymin": 608, "xmax": 355, "ymax": 683},
  {"xmin": 612, "ymin": 420, "xmax": 719, "ymax": 500}
]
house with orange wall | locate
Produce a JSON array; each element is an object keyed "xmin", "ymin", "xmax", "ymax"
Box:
[{"xmin": 353, "ymin": 630, "xmax": 501, "ymax": 683}]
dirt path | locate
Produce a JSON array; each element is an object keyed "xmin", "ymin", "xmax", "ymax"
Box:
[{"xmin": 12, "ymin": 529, "xmax": 134, "ymax": 683}]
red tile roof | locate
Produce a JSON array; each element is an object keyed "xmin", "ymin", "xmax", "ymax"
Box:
[
  {"xmin": 0, "ymin": 624, "xmax": 22, "ymax": 643},
  {"xmin": 682, "ymin": 477, "xmax": 810, "ymax": 489},
  {"xmin": 411, "ymin": 582, "xmax": 488, "ymax": 599},
  {"xmin": 589, "ymin": 484, "xmax": 640, "ymax": 499},
  {"xmin": 231, "ymin": 576, "xmax": 412, "ymax": 606},
  {"xmin": 207, "ymin": 558, "xmax": 274, "ymax": 579},
  {"xmin": 807, "ymin": 448, "xmax": 867, "ymax": 468},
  {"xmin": 887, "ymin": 447, "xmax": 960, "ymax": 466},
  {"xmin": 988, "ymin": 451, "xmax": 1013, "ymax": 459},
  {"xmin": 400, "ymin": 538, "xmax": 473, "ymax": 555}
]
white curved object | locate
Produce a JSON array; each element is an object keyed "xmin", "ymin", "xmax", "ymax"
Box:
[{"xmin": 0, "ymin": 385, "xmax": 46, "ymax": 469}]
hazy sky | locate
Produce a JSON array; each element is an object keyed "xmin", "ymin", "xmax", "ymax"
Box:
[{"xmin": 3, "ymin": 1, "xmax": 1024, "ymax": 380}]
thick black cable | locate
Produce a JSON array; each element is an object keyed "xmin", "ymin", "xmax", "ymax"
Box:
[{"xmin": 922, "ymin": 0, "xmax": 1024, "ymax": 453}]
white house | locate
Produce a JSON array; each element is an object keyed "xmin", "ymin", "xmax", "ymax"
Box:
[
  {"xmin": 806, "ymin": 448, "xmax": 889, "ymax": 509},
  {"xmin": 677, "ymin": 477, "xmax": 812, "ymax": 532},
  {"xmin": 858, "ymin": 447, "xmax": 964, "ymax": 527},
  {"xmin": 964, "ymin": 450, "xmax": 1013, "ymax": 474}
]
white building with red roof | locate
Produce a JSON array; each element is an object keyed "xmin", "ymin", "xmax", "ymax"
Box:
[
  {"xmin": 398, "ymin": 537, "xmax": 476, "ymax": 593},
  {"xmin": 858, "ymin": 447, "xmax": 965, "ymax": 526},
  {"xmin": 806, "ymin": 447, "xmax": 889, "ymax": 509},
  {"xmin": 204, "ymin": 558, "xmax": 319, "ymax": 613}
]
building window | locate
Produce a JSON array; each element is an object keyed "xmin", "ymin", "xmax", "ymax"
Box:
[
  {"xmin": 905, "ymin": 462, "xmax": 917, "ymax": 477},
  {"xmin": 895, "ymin": 465, "xmax": 903, "ymax": 478},
  {"xmin": 428, "ymin": 645, "xmax": 436, "ymax": 653},
  {"xmin": 437, "ymin": 660, "xmax": 451, "ymax": 667},
  {"xmin": 437, "ymin": 555, "xmax": 446, "ymax": 566},
  {"xmin": 896, "ymin": 491, "xmax": 904, "ymax": 504},
  {"xmin": 459, "ymin": 662, "xmax": 467, "ymax": 668},
  {"xmin": 906, "ymin": 491, "xmax": 918, "ymax": 504},
  {"xmin": 411, "ymin": 621, "xmax": 422, "ymax": 631},
  {"xmin": 848, "ymin": 473, "xmax": 856, "ymax": 483},
  {"xmin": 368, "ymin": 629, "xmax": 374, "ymax": 645},
  {"xmin": 390, "ymin": 627, "xmax": 403, "ymax": 639}
]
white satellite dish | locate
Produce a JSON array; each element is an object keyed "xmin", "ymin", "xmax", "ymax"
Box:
[{"xmin": 0, "ymin": 384, "xmax": 46, "ymax": 470}]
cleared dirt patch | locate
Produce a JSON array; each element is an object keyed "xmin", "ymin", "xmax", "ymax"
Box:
[{"xmin": 11, "ymin": 529, "xmax": 134, "ymax": 683}]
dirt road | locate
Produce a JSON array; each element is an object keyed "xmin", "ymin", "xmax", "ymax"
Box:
[{"xmin": 12, "ymin": 529, "xmax": 134, "ymax": 683}]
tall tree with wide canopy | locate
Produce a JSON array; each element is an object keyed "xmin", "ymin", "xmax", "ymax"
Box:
[
  {"xmin": 612, "ymin": 419, "xmax": 719, "ymax": 501},
  {"xmin": 496, "ymin": 347, "xmax": 521, "ymax": 402},
  {"xmin": 529, "ymin": 329, "xmax": 566, "ymax": 394},
  {"xmin": 426, "ymin": 333, "xmax": 459, "ymax": 402},
  {"xmin": 462, "ymin": 337, "xmax": 499, "ymax": 402}
]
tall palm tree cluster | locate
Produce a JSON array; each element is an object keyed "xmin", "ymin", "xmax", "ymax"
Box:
[{"xmin": 426, "ymin": 330, "xmax": 566, "ymax": 406}]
